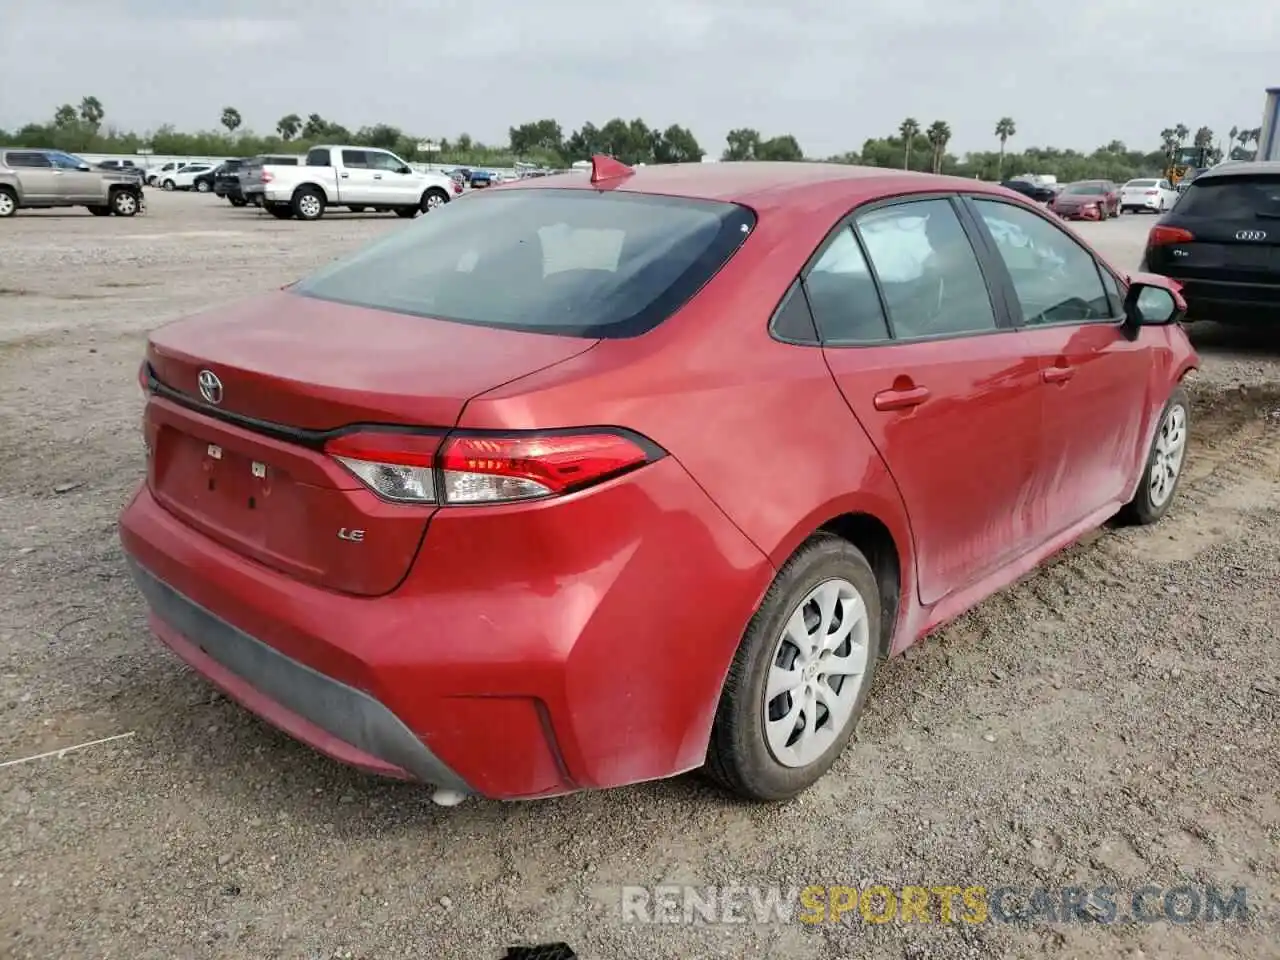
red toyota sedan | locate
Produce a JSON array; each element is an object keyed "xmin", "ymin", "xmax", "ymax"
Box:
[{"xmin": 120, "ymin": 157, "xmax": 1197, "ymax": 804}]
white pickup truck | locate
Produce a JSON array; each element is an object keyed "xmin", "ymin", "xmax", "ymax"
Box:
[{"xmin": 243, "ymin": 144, "xmax": 462, "ymax": 221}]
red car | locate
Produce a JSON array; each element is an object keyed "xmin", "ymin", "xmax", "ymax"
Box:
[
  {"xmin": 120, "ymin": 157, "xmax": 1197, "ymax": 804},
  {"xmin": 1049, "ymin": 180, "xmax": 1121, "ymax": 220}
]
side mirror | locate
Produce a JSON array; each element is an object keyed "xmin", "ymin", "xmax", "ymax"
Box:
[
  {"xmin": 1122, "ymin": 281, "xmax": 1183, "ymax": 338},
  {"xmin": 398, "ymin": 165, "xmax": 412, "ymax": 175}
]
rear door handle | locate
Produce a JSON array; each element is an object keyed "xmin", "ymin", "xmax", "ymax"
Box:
[
  {"xmin": 340, "ymin": 172, "xmax": 349, "ymax": 179},
  {"xmin": 873, "ymin": 386, "xmax": 931, "ymax": 411},
  {"xmin": 1042, "ymin": 365, "xmax": 1075, "ymax": 384}
]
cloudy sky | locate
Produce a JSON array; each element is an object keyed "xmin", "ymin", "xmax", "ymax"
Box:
[{"xmin": 1, "ymin": 0, "xmax": 1273, "ymax": 158}]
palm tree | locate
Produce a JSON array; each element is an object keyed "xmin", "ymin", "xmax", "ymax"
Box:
[
  {"xmin": 78, "ymin": 96, "xmax": 105, "ymax": 130},
  {"xmin": 276, "ymin": 113, "xmax": 301, "ymax": 141},
  {"xmin": 925, "ymin": 120, "xmax": 951, "ymax": 174},
  {"xmin": 220, "ymin": 107, "xmax": 242, "ymax": 133},
  {"xmin": 898, "ymin": 118, "xmax": 920, "ymax": 170},
  {"xmin": 994, "ymin": 117, "xmax": 1016, "ymax": 178}
]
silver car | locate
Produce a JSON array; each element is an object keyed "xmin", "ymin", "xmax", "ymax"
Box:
[{"xmin": 0, "ymin": 148, "xmax": 144, "ymax": 218}]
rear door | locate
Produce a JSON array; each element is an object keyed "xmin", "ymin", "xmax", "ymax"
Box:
[
  {"xmin": 1146, "ymin": 171, "xmax": 1280, "ymax": 285},
  {"xmin": 966, "ymin": 196, "xmax": 1153, "ymax": 533},
  {"xmin": 336, "ymin": 149, "xmax": 379, "ymax": 204},
  {"xmin": 815, "ymin": 195, "xmax": 1044, "ymax": 605},
  {"xmin": 5, "ymin": 151, "xmax": 59, "ymax": 202}
]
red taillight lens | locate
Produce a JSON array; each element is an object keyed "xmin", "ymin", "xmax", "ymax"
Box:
[
  {"xmin": 452, "ymin": 182, "xmax": 463, "ymax": 194},
  {"xmin": 324, "ymin": 429, "xmax": 659, "ymax": 505},
  {"xmin": 1149, "ymin": 225, "xmax": 1194, "ymax": 246},
  {"xmin": 439, "ymin": 432, "xmax": 653, "ymax": 503},
  {"xmin": 138, "ymin": 360, "xmax": 149, "ymax": 393},
  {"xmin": 325, "ymin": 431, "xmax": 442, "ymax": 503},
  {"xmin": 260, "ymin": 171, "xmax": 273, "ymax": 183}
]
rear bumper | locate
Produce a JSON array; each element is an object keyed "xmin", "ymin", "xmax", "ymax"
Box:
[
  {"xmin": 118, "ymin": 457, "xmax": 771, "ymax": 799},
  {"xmin": 1161, "ymin": 276, "xmax": 1280, "ymax": 323},
  {"xmin": 128, "ymin": 557, "xmax": 468, "ymax": 788}
]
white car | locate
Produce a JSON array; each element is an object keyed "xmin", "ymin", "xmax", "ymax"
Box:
[
  {"xmin": 1119, "ymin": 178, "xmax": 1178, "ymax": 214},
  {"xmin": 159, "ymin": 163, "xmax": 216, "ymax": 191}
]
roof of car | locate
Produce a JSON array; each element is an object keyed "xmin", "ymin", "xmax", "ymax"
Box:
[
  {"xmin": 1196, "ymin": 160, "xmax": 1280, "ymax": 180},
  {"xmin": 497, "ymin": 161, "xmax": 1006, "ymax": 210}
]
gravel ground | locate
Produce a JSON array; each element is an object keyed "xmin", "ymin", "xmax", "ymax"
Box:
[{"xmin": 1, "ymin": 192, "xmax": 1278, "ymax": 960}]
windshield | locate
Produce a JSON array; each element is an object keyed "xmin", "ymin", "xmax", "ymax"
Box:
[
  {"xmin": 1064, "ymin": 183, "xmax": 1105, "ymax": 196},
  {"xmin": 1174, "ymin": 175, "xmax": 1280, "ymax": 218},
  {"xmin": 292, "ymin": 189, "xmax": 756, "ymax": 338}
]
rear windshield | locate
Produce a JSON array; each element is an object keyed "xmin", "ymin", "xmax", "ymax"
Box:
[
  {"xmin": 1126, "ymin": 179, "xmax": 1158, "ymax": 188},
  {"xmin": 1064, "ymin": 183, "xmax": 1105, "ymax": 195},
  {"xmin": 1174, "ymin": 175, "xmax": 1280, "ymax": 218},
  {"xmin": 292, "ymin": 189, "xmax": 756, "ymax": 338}
]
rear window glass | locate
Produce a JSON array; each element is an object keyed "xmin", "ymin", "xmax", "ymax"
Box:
[
  {"xmin": 292, "ymin": 189, "xmax": 756, "ymax": 338},
  {"xmin": 1126, "ymin": 180, "xmax": 1158, "ymax": 187},
  {"xmin": 1175, "ymin": 175, "xmax": 1280, "ymax": 218}
]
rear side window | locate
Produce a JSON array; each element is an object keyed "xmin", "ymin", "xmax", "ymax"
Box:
[
  {"xmin": 341, "ymin": 150, "xmax": 368, "ymax": 168},
  {"xmin": 1174, "ymin": 175, "xmax": 1280, "ymax": 218},
  {"xmin": 855, "ymin": 199, "xmax": 998, "ymax": 339},
  {"xmin": 292, "ymin": 189, "xmax": 756, "ymax": 338},
  {"xmin": 6, "ymin": 151, "xmax": 52, "ymax": 168},
  {"xmin": 306, "ymin": 148, "xmax": 331, "ymax": 166}
]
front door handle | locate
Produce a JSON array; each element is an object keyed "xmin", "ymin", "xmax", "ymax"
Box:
[
  {"xmin": 873, "ymin": 385, "xmax": 931, "ymax": 411},
  {"xmin": 373, "ymin": 174, "xmax": 382, "ymax": 180},
  {"xmin": 1042, "ymin": 365, "xmax": 1075, "ymax": 384}
]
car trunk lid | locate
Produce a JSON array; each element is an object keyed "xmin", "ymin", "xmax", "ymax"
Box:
[{"xmin": 144, "ymin": 291, "xmax": 598, "ymax": 595}]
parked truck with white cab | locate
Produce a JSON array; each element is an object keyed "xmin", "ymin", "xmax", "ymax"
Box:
[{"xmin": 242, "ymin": 145, "xmax": 461, "ymax": 221}]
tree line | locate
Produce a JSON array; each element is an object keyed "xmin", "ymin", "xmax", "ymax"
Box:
[{"xmin": 0, "ymin": 97, "xmax": 1266, "ymax": 184}]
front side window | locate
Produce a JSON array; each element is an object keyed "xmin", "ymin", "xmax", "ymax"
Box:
[
  {"xmin": 48, "ymin": 152, "xmax": 85, "ymax": 170},
  {"xmin": 972, "ymin": 199, "xmax": 1111, "ymax": 325},
  {"xmin": 366, "ymin": 151, "xmax": 405, "ymax": 172},
  {"xmin": 802, "ymin": 226, "xmax": 889, "ymax": 342},
  {"xmin": 292, "ymin": 189, "xmax": 755, "ymax": 338},
  {"xmin": 854, "ymin": 199, "xmax": 998, "ymax": 339}
]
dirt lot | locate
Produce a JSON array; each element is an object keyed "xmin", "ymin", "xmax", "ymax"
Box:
[{"xmin": 1, "ymin": 192, "xmax": 1278, "ymax": 960}]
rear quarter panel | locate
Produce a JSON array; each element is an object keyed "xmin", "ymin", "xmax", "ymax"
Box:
[{"xmin": 460, "ymin": 204, "xmax": 918, "ymax": 639}]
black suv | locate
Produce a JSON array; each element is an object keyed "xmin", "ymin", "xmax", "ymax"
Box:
[
  {"xmin": 1141, "ymin": 161, "xmax": 1280, "ymax": 326},
  {"xmin": 212, "ymin": 158, "xmax": 248, "ymax": 205}
]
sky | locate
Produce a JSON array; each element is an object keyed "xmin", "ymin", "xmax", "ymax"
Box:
[{"xmin": 1, "ymin": 0, "xmax": 1274, "ymax": 158}]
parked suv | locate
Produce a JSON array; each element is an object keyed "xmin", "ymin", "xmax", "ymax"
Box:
[
  {"xmin": 212, "ymin": 159, "xmax": 248, "ymax": 205},
  {"xmin": 0, "ymin": 148, "xmax": 144, "ymax": 218}
]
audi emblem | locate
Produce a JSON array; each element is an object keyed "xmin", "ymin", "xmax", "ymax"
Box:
[
  {"xmin": 1235, "ymin": 229, "xmax": 1267, "ymax": 241},
  {"xmin": 197, "ymin": 369, "xmax": 223, "ymax": 405}
]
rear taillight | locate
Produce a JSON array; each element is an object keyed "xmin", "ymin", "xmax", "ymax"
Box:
[
  {"xmin": 1149, "ymin": 225, "xmax": 1194, "ymax": 246},
  {"xmin": 453, "ymin": 182, "xmax": 463, "ymax": 194},
  {"xmin": 323, "ymin": 429, "xmax": 660, "ymax": 505},
  {"xmin": 260, "ymin": 171, "xmax": 273, "ymax": 183},
  {"xmin": 325, "ymin": 431, "xmax": 441, "ymax": 503},
  {"xmin": 138, "ymin": 360, "xmax": 149, "ymax": 393}
]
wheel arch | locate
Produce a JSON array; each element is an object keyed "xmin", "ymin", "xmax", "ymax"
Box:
[
  {"xmin": 291, "ymin": 180, "xmax": 331, "ymax": 202},
  {"xmin": 765, "ymin": 492, "xmax": 915, "ymax": 662}
]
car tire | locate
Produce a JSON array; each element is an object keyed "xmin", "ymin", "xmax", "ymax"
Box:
[
  {"xmin": 229, "ymin": 197, "xmax": 247, "ymax": 207},
  {"xmin": 1118, "ymin": 384, "xmax": 1190, "ymax": 526},
  {"xmin": 162, "ymin": 180, "xmax": 175, "ymax": 191},
  {"xmin": 196, "ymin": 180, "xmax": 210, "ymax": 193},
  {"xmin": 347, "ymin": 206, "xmax": 366, "ymax": 213},
  {"xmin": 88, "ymin": 205, "xmax": 112, "ymax": 216},
  {"xmin": 292, "ymin": 187, "xmax": 325, "ymax": 221},
  {"xmin": 265, "ymin": 203, "xmax": 293, "ymax": 220},
  {"xmin": 0, "ymin": 187, "xmax": 18, "ymax": 218},
  {"xmin": 420, "ymin": 187, "xmax": 449, "ymax": 213},
  {"xmin": 110, "ymin": 189, "xmax": 139, "ymax": 217},
  {"xmin": 704, "ymin": 533, "xmax": 881, "ymax": 802},
  {"xmin": 394, "ymin": 206, "xmax": 418, "ymax": 218}
]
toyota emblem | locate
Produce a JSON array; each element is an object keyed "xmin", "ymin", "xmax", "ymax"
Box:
[
  {"xmin": 197, "ymin": 369, "xmax": 223, "ymax": 405},
  {"xmin": 1235, "ymin": 229, "xmax": 1267, "ymax": 241}
]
